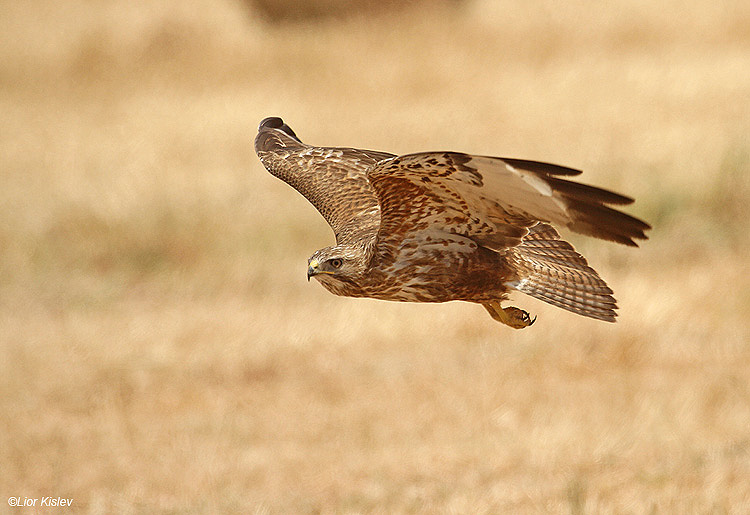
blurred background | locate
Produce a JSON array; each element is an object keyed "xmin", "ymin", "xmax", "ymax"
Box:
[{"xmin": 1, "ymin": 0, "xmax": 749, "ymax": 512}]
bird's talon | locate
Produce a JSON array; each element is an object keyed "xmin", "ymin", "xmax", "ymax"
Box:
[{"xmin": 483, "ymin": 302, "xmax": 537, "ymax": 329}]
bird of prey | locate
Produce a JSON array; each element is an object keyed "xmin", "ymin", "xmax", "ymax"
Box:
[{"xmin": 255, "ymin": 117, "xmax": 649, "ymax": 329}]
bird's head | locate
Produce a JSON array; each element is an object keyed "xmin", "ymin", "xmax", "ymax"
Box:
[{"xmin": 307, "ymin": 244, "xmax": 369, "ymax": 288}]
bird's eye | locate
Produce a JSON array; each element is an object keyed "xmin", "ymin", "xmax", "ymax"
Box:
[{"xmin": 329, "ymin": 258, "xmax": 343, "ymax": 269}]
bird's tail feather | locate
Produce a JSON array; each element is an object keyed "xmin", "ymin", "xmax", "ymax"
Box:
[{"xmin": 507, "ymin": 223, "xmax": 618, "ymax": 322}]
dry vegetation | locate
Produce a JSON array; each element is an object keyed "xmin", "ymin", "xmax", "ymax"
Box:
[{"xmin": 2, "ymin": 0, "xmax": 750, "ymax": 512}]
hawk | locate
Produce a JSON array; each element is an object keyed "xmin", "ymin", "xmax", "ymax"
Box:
[{"xmin": 255, "ymin": 117, "xmax": 650, "ymax": 329}]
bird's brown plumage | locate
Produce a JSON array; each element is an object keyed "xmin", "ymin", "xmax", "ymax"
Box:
[{"xmin": 255, "ymin": 117, "xmax": 650, "ymax": 327}]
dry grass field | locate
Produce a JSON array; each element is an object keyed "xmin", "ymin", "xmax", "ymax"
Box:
[{"xmin": 2, "ymin": 0, "xmax": 750, "ymax": 512}]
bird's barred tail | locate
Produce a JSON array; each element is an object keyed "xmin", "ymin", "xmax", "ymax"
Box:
[{"xmin": 507, "ymin": 223, "xmax": 618, "ymax": 322}]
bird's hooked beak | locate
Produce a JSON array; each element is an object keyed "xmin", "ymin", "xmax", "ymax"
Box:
[{"xmin": 307, "ymin": 259, "xmax": 319, "ymax": 281}]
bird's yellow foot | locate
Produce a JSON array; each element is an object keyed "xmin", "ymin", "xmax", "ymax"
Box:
[{"xmin": 483, "ymin": 301, "xmax": 537, "ymax": 329}]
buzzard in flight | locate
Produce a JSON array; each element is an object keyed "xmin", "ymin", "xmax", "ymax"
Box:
[{"xmin": 255, "ymin": 117, "xmax": 649, "ymax": 329}]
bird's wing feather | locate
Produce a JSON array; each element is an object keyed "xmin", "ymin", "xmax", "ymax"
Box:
[
  {"xmin": 255, "ymin": 120, "xmax": 394, "ymax": 244},
  {"xmin": 366, "ymin": 151, "xmax": 650, "ymax": 256}
]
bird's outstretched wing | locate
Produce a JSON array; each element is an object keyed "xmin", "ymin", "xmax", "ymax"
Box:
[
  {"xmin": 255, "ymin": 117, "xmax": 394, "ymax": 244},
  {"xmin": 366, "ymin": 151, "xmax": 650, "ymax": 257}
]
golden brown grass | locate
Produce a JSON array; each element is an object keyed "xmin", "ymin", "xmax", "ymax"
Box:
[{"xmin": 2, "ymin": 0, "xmax": 750, "ymax": 512}]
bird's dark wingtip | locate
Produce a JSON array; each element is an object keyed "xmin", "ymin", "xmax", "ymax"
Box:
[
  {"xmin": 258, "ymin": 117, "xmax": 301, "ymax": 142},
  {"xmin": 259, "ymin": 117, "xmax": 284, "ymax": 130}
]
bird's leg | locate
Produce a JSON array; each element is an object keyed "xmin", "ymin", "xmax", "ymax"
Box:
[{"xmin": 483, "ymin": 301, "xmax": 537, "ymax": 329}]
